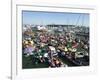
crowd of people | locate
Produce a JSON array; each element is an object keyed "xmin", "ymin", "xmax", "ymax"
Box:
[{"xmin": 22, "ymin": 28, "xmax": 89, "ymax": 68}]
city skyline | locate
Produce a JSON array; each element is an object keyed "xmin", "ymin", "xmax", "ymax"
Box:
[{"xmin": 22, "ymin": 11, "xmax": 89, "ymax": 27}]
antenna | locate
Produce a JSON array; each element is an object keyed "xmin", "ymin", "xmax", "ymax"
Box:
[
  {"xmin": 75, "ymin": 14, "xmax": 81, "ymax": 27},
  {"xmin": 81, "ymin": 14, "xmax": 84, "ymax": 27}
]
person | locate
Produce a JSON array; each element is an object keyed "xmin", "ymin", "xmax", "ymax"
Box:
[
  {"xmin": 72, "ymin": 40, "xmax": 79, "ymax": 48},
  {"xmin": 55, "ymin": 59, "xmax": 62, "ymax": 67},
  {"xmin": 49, "ymin": 46, "xmax": 57, "ymax": 57},
  {"xmin": 24, "ymin": 44, "xmax": 34, "ymax": 57},
  {"xmin": 28, "ymin": 40, "xmax": 34, "ymax": 46}
]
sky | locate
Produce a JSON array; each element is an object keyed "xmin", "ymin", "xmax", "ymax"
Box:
[{"xmin": 22, "ymin": 11, "xmax": 89, "ymax": 27}]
